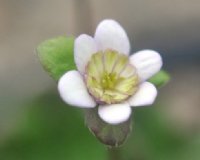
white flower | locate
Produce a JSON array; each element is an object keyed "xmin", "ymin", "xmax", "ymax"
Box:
[{"xmin": 58, "ymin": 19, "xmax": 162, "ymax": 125}]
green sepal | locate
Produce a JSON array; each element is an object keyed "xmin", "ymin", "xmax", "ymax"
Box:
[
  {"xmin": 85, "ymin": 108, "xmax": 132, "ymax": 147},
  {"xmin": 37, "ymin": 36, "xmax": 76, "ymax": 81},
  {"xmin": 148, "ymin": 70, "xmax": 170, "ymax": 88}
]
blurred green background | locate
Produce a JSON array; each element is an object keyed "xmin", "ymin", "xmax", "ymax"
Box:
[{"xmin": 0, "ymin": 0, "xmax": 200, "ymax": 159}]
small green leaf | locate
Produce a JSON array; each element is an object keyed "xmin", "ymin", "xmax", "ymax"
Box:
[
  {"xmin": 148, "ymin": 70, "xmax": 170, "ymax": 88},
  {"xmin": 37, "ymin": 36, "xmax": 76, "ymax": 81},
  {"xmin": 85, "ymin": 108, "xmax": 132, "ymax": 147}
]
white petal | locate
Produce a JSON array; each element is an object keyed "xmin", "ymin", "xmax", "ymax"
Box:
[
  {"xmin": 94, "ymin": 19, "xmax": 130, "ymax": 55},
  {"xmin": 58, "ymin": 70, "xmax": 96, "ymax": 108},
  {"xmin": 74, "ymin": 34, "xmax": 97, "ymax": 74},
  {"xmin": 130, "ymin": 50, "xmax": 162, "ymax": 81},
  {"xmin": 98, "ymin": 102, "xmax": 131, "ymax": 124},
  {"xmin": 129, "ymin": 82, "xmax": 157, "ymax": 107}
]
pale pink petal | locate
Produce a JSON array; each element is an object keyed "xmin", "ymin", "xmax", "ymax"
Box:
[
  {"xmin": 129, "ymin": 82, "xmax": 157, "ymax": 107},
  {"xmin": 98, "ymin": 102, "xmax": 131, "ymax": 124},
  {"xmin": 94, "ymin": 19, "xmax": 130, "ymax": 55},
  {"xmin": 130, "ymin": 50, "xmax": 162, "ymax": 81},
  {"xmin": 58, "ymin": 70, "xmax": 96, "ymax": 108},
  {"xmin": 74, "ymin": 34, "xmax": 97, "ymax": 74}
]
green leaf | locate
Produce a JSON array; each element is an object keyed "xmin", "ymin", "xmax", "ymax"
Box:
[
  {"xmin": 148, "ymin": 70, "xmax": 170, "ymax": 88},
  {"xmin": 85, "ymin": 108, "xmax": 132, "ymax": 147},
  {"xmin": 0, "ymin": 91, "xmax": 106, "ymax": 160},
  {"xmin": 37, "ymin": 36, "xmax": 76, "ymax": 81}
]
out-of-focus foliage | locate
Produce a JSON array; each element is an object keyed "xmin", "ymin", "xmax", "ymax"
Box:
[
  {"xmin": 0, "ymin": 90, "xmax": 200, "ymax": 160},
  {"xmin": 37, "ymin": 37, "xmax": 76, "ymax": 81},
  {"xmin": 0, "ymin": 91, "xmax": 106, "ymax": 160}
]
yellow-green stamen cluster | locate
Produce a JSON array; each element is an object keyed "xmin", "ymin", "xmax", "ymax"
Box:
[{"xmin": 85, "ymin": 49, "xmax": 139, "ymax": 104}]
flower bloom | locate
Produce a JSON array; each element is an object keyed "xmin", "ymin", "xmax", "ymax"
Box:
[{"xmin": 58, "ymin": 19, "xmax": 162, "ymax": 124}]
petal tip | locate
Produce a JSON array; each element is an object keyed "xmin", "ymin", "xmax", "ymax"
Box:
[
  {"xmin": 94, "ymin": 19, "xmax": 130, "ymax": 54},
  {"xmin": 98, "ymin": 103, "xmax": 131, "ymax": 125},
  {"xmin": 58, "ymin": 70, "xmax": 96, "ymax": 108},
  {"xmin": 74, "ymin": 34, "xmax": 97, "ymax": 74},
  {"xmin": 130, "ymin": 50, "xmax": 163, "ymax": 81},
  {"xmin": 129, "ymin": 82, "xmax": 158, "ymax": 107}
]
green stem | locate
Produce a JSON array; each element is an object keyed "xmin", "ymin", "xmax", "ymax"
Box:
[{"xmin": 108, "ymin": 147, "xmax": 121, "ymax": 160}]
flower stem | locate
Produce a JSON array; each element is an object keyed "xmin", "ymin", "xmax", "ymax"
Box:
[{"xmin": 107, "ymin": 147, "xmax": 121, "ymax": 160}]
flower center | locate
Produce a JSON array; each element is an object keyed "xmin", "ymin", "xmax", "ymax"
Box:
[{"xmin": 85, "ymin": 49, "xmax": 139, "ymax": 104}]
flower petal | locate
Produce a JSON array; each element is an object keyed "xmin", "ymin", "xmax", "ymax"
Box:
[
  {"xmin": 130, "ymin": 50, "xmax": 162, "ymax": 81},
  {"xmin": 98, "ymin": 102, "xmax": 131, "ymax": 124},
  {"xmin": 58, "ymin": 70, "xmax": 96, "ymax": 108},
  {"xmin": 74, "ymin": 34, "xmax": 97, "ymax": 74},
  {"xmin": 94, "ymin": 19, "xmax": 130, "ymax": 55},
  {"xmin": 129, "ymin": 82, "xmax": 157, "ymax": 107}
]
